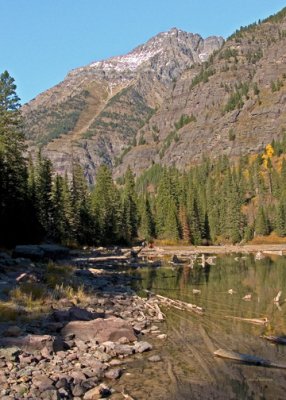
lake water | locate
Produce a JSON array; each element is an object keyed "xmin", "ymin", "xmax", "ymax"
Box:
[{"xmin": 118, "ymin": 254, "xmax": 286, "ymax": 400}]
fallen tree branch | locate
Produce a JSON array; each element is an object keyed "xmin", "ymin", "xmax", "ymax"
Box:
[
  {"xmin": 224, "ymin": 316, "xmax": 268, "ymax": 325},
  {"xmin": 145, "ymin": 290, "xmax": 204, "ymax": 315},
  {"xmin": 214, "ymin": 348, "xmax": 286, "ymax": 369},
  {"xmin": 260, "ymin": 335, "xmax": 286, "ymax": 345}
]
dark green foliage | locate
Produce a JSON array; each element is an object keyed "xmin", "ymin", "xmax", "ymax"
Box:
[
  {"xmin": 138, "ymin": 195, "xmax": 155, "ymax": 240},
  {"xmin": 245, "ymin": 48, "xmax": 263, "ymax": 64},
  {"xmin": 174, "ymin": 114, "xmax": 196, "ymax": 130},
  {"xmin": 275, "ymin": 200, "xmax": 286, "ymax": 236},
  {"xmin": 255, "ymin": 206, "xmax": 270, "ymax": 236},
  {"xmin": 51, "ymin": 174, "xmax": 74, "ymax": 243},
  {"xmin": 223, "ymin": 82, "xmax": 249, "ymax": 113},
  {"xmin": 155, "ymin": 169, "xmax": 180, "ymax": 240},
  {"xmin": 114, "ymin": 146, "xmax": 132, "ymax": 166},
  {"xmin": 85, "ymin": 89, "xmax": 155, "ymax": 141},
  {"xmin": 263, "ymin": 7, "xmax": 286, "ymax": 24},
  {"xmin": 28, "ymin": 91, "xmax": 88, "ymax": 146},
  {"xmin": 35, "ymin": 153, "xmax": 53, "ymax": 235},
  {"xmin": 122, "ymin": 167, "xmax": 138, "ymax": 243},
  {"xmin": 228, "ymin": 129, "xmax": 236, "ymax": 141},
  {"xmin": 228, "ymin": 22, "xmax": 258, "ymax": 41},
  {"xmin": 3, "ymin": 69, "xmax": 286, "ymax": 248},
  {"xmin": 219, "ymin": 48, "xmax": 239, "ymax": 60},
  {"xmin": 91, "ymin": 165, "xmax": 121, "ymax": 244},
  {"xmin": 138, "ymin": 135, "xmax": 146, "ymax": 145},
  {"xmin": 271, "ymin": 78, "xmax": 284, "ymax": 93},
  {"xmin": 190, "ymin": 67, "xmax": 216, "ymax": 89},
  {"xmin": 136, "ymin": 164, "xmax": 164, "ymax": 194},
  {"xmin": 159, "ymin": 131, "xmax": 178, "ymax": 158},
  {"xmin": 71, "ymin": 162, "xmax": 94, "ymax": 245},
  {"xmin": 253, "ymin": 82, "xmax": 260, "ymax": 96},
  {"xmin": 0, "ymin": 71, "xmax": 31, "ymax": 244}
]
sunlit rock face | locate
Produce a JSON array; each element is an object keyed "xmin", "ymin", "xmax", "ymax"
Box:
[{"xmin": 22, "ymin": 28, "xmax": 223, "ymax": 182}]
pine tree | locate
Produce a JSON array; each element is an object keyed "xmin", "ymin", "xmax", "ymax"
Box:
[
  {"xmin": 91, "ymin": 165, "xmax": 121, "ymax": 244},
  {"xmin": 178, "ymin": 205, "xmax": 190, "ymax": 242},
  {"xmin": 122, "ymin": 166, "xmax": 138, "ymax": 242},
  {"xmin": 71, "ymin": 162, "xmax": 94, "ymax": 244},
  {"xmin": 224, "ymin": 170, "xmax": 242, "ymax": 243},
  {"xmin": 275, "ymin": 199, "xmax": 286, "ymax": 237},
  {"xmin": 138, "ymin": 194, "xmax": 155, "ymax": 240},
  {"xmin": 189, "ymin": 197, "xmax": 202, "ymax": 244},
  {"xmin": 0, "ymin": 71, "xmax": 29, "ymax": 244},
  {"xmin": 50, "ymin": 174, "xmax": 74, "ymax": 244},
  {"xmin": 255, "ymin": 206, "xmax": 270, "ymax": 236},
  {"xmin": 35, "ymin": 153, "xmax": 53, "ymax": 237},
  {"xmin": 155, "ymin": 168, "xmax": 179, "ymax": 240}
]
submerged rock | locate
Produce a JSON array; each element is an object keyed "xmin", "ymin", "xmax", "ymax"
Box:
[{"xmin": 61, "ymin": 317, "xmax": 136, "ymax": 343}]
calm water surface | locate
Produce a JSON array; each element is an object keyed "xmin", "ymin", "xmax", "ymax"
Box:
[{"xmin": 118, "ymin": 254, "xmax": 286, "ymax": 400}]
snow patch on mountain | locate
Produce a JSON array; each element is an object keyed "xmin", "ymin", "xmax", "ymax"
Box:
[{"xmin": 89, "ymin": 48, "xmax": 162, "ymax": 72}]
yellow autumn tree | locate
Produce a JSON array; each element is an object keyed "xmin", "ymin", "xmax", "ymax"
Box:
[{"xmin": 262, "ymin": 143, "xmax": 274, "ymax": 168}]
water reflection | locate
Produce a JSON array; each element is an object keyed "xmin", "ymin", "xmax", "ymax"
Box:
[{"xmin": 128, "ymin": 254, "xmax": 286, "ymax": 399}]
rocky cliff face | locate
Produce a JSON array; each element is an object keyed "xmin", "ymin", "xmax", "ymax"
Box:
[
  {"xmin": 114, "ymin": 10, "xmax": 286, "ymax": 177},
  {"xmin": 22, "ymin": 29, "xmax": 223, "ymax": 182},
  {"xmin": 23, "ymin": 8, "xmax": 286, "ymax": 182}
]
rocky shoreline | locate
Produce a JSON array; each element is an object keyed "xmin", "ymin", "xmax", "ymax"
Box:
[
  {"xmin": 0, "ymin": 247, "xmax": 167, "ymax": 400},
  {"xmin": 1, "ymin": 243, "xmax": 286, "ymax": 399}
]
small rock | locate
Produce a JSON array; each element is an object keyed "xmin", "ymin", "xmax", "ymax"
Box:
[
  {"xmin": 0, "ymin": 347, "xmax": 21, "ymax": 362},
  {"xmin": 148, "ymin": 355, "xmax": 162, "ymax": 362},
  {"xmin": 72, "ymin": 384, "xmax": 86, "ymax": 397},
  {"xmin": 33, "ymin": 375, "xmax": 54, "ymax": 391},
  {"xmin": 76, "ymin": 338, "xmax": 89, "ymax": 351},
  {"xmin": 109, "ymin": 359, "xmax": 124, "ymax": 366},
  {"xmin": 157, "ymin": 334, "xmax": 167, "ymax": 340},
  {"xmin": 40, "ymin": 389, "xmax": 60, "ymax": 399},
  {"xmin": 83, "ymin": 384, "xmax": 111, "ymax": 399},
  {"xmin": 92, "ymin": 349, "xmax": 112, "ymax": 362},
  {"xmin": 117, "ymin": 336, "xmax": 130, "ymax": 344},
  {"xmin": 41, "ymin": 346, "xmax": 53, "ymax": 359},
  {"xmin": 104, "ymin": 368, "xmax": 122, "ymax": 380},
  {"xmin": 81, "ymin": 378, "xmax": 99, "ymax": 390},
  {"xmin": 70, "ymin": 370, "xmax": 86, "ymax": 384},
  {"xmin": 133, "ymin": 322, "xmax": 147, "ymax": 333},
  {"xmin": 55, "ymin": 378, "xmax": 68, "ymax": 389},
  {"xmin": 150, "ymin": 325, "xmax": 159, "ymax": 331},
  {"xmin": 58, "ymin": 387, "xmax": 69, "ymax": 397},
  {"xmin": 83, "ymin": 386, "xmax": 101, "ymax": 400},
  {"xmin": 134, "ymin": 341, "xmax": 152, "ymax": 353}
]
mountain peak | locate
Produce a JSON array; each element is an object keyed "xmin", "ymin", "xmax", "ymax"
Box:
[{"xmin": 68, "ymin": 28, "xmax": 223, "ymax": 79}]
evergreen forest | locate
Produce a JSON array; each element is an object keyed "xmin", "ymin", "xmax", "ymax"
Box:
[{"xmin": 1, "ymin": 70, "xmax": 286, "ymax": 248}]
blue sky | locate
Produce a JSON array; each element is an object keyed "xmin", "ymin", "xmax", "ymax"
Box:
[{"xmin": 0, "ymin": 0, "xmax": 285, "ymax": 104}]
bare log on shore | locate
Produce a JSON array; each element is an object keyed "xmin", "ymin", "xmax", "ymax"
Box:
[
  {"xmin": 145, "ymin": 290, "xmax": 204, "ymax": 315},
  {"xmin": 261, "ymin": 335, "xmax": 286, "ymax": 345},
  {"xmin": 214, "ymin": 348, "xmax": 286, "ymax": 369},
  {"xmin": 224, "ymin": 316, "xmax": 268, "ymax": 325},
  {"xmin": 274, "ymin": 290, "xmax": 282, "ymax": 303}
]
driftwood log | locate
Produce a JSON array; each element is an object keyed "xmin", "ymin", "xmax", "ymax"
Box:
[
  {"xmin": 214, "ymin": 348, "xmax": 286, "ymax": 369},
  {"xmin": 261, "ymin": 335, "xmax": 286, "ymax": 345},
  {"xmin": 145, "ymin": 290, "xmax": 204, "ymax": 315},
  {"xmin": 225, "ymin": 316, "xmax": 268, "ymax": 325}
]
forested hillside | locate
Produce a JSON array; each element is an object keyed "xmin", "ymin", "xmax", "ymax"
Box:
[{"xmin": 1, "ymin": 67, "xmax": 286, "ymax": 246}]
